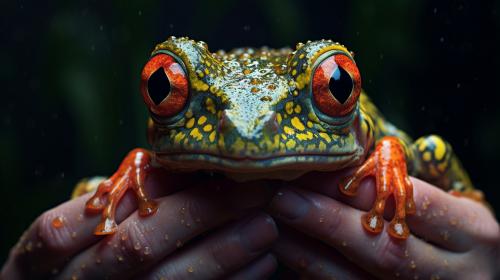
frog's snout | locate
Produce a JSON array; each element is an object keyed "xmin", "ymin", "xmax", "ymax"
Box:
[{"xmin": 218, "ymin": 109, "xmax": 279, "ymax": 140}]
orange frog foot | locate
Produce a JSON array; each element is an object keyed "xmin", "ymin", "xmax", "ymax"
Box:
[
  {"xmin": 339, "ymin": 136, "xmax": 416, "ymax": 239},
  {"xmin": 85, "ymin": 148, "xmax": 158, "ymax": 235}
]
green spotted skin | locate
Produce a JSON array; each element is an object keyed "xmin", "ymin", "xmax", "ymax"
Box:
[{"xmin": 147, "ymin": 37, "xmax": 475, "ymax": 191}]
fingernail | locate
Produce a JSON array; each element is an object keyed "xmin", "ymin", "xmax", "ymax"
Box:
[
  {"xmin": 269, "ymin": 188, "xmax": 310, "ymax": 220},
  {"xmin": 239, "ymin": 213, "xmax": 278, "ymax": 253}
]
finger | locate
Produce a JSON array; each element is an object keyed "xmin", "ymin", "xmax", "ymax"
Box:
[
  {"xmin": 57, "ymin": 180, "xmax": 274, "ymax": 279},
  {"xmin": 296, "ymin": 171, "xmax": 496, "ymax": 251},
  {"xmin": 226, "ymin": 254, "xmax": 277, "ymax": 280},
  {"xmin": 268, "ymin": 187, "xmax": 464, "ymax": 279},
  {"xmin": 145, "ymin": 213, "xmax": 278, "ymax": 279},
  {"xmin": 2, "ymin": 169, "xmax": 189, "ymax": 278},
  {"xmin": 273, "ymin": 226, "xmax": 371, "ymax": 279}
]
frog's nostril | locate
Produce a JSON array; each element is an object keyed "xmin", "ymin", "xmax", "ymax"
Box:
[
  {"xmin": 262, "ymin": 111, "xmax": 279, "ymax": 135},
  {"xmin": 218, "ymin": 110, "xmax": 236, "ymax": 133}
]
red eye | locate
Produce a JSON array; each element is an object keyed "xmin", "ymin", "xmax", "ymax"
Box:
[
  {"xmin": 140, "ymin": 54, "xmax": 188, "ymax": 118},
  {"xmin": 312, "ymin": 54, "xmax": 361, "ymax": 118}
]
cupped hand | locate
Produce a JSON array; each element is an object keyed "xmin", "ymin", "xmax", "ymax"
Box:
[
  {"xmin": 268, "ymin": 171, "xmax": 500, "ymax": 279},
  {"xmin": 1, "ymin": 171, "xmax": 278, "ymax": 279}
]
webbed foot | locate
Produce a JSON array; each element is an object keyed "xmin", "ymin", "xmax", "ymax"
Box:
[
  {"xmin": 339, "ymin": 136, "xmax": 416, "ymax": 239},
  {"xmin": 85, "ymin": 148, "xmax": 158, "ymax": 235}
]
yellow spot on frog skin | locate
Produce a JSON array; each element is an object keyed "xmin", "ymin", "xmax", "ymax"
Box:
[
  {"xmin": 286, "ymin": 139, "xmax": 296, "ymax": 149},
  {"xmin": 209, "ymin": 85, "xmax": 218, "ymax": 94},
  {"xmin": 296, "ymin": 131, "xmax": 313, "ymax": 141},
  {"xmin": 186, "ymin": 118, "xmax": 195, "ymax": 129},
  {"xmin": 437, "ymin": 162, "xmax": 448, "ymax": 172},
  {"xmin": 307, "ymin": 121, "xmax": 313, "ymax": 128},
  {"xmin": 243, "ymin": 69, "xmax": 252, "ymax": 75},
  {"xmin": 204, "ymin": 68, "xmax": 210, "ymax": 75},
  {"xmin": 208, "ymin": 131, "xmax": 215, "ymax": 143},
  {"xmin": 283, "ymin": 126, "xmax": 295, "ymax": 135},
  {"xmin": 294, "ymin": 104, "xmax": 302, "ymax": 114},
  {"xmin": 433, "ymin": 137, "xmax": 446, "ymax": 160},
  {"xmin": 174, "ymin": 132, "xmax": 186, "ymax": 143},
  {"xmin": 418, "ymin": 140, "xmax": 427, "ymax": 152},
  {"xmin": 203, "ymin": 124, "xmax": 213, "ymax": 132},
  {"xmin": 319, "ymin": 132, "xmax": 331, "ymax": 143},
  {"xmin": 185, "ymin": 110, "xmax": 193, "ymax": 118},
  {"xmin": 291, "ymin": 117, "xmax": 305, "ymax": 131},
  {"xmin": 293, "ymin": 90, "xmax": 299, "ymax": 96},
  {"xmin": 205, "ymin": 98, "xmax": 216, "ymax": 114},
  {"xmin": 285, "ymin": 101, "xmax": 294, "ymax": 115},
  {"xmin": 276, "ymin": 113, "xmax": 282, "ymax": 124},
  {"xmin": 197, "ymin": 116, "xmax": 207, "ymax": 125},
  {"xmin": 299, "ymin": 53, "xmax": 305, "ymax": 59},
  {"xmin": 318, "ymin": 141, "xmax": 327, "ymax": 151},
  {"xmin": 189, "ymin": 128, "xmax": 203, "ymax": 141},
  {"xmin": 291, "ymin": 69, "xmax": 297, "ymax": 76},
  {"xmin": 423, "ymin": 151, "xmax": 432, "ymax": 162}
]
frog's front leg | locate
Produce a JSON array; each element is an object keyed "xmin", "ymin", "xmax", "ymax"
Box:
[
  {"xmin": 85, "ymin": 148, "xmax": 158, "ymax": 235},
  {"xmin": 339, "ymin": 136, "xmax": 416, "ymax": 239}
]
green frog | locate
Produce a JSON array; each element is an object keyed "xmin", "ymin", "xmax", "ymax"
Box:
[{"xmin": 74, "ymin": 36, "xmax": 481, "ymax": 240}]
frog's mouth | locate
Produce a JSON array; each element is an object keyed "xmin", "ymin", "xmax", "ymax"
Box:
[{"xmin": 155, "ymin": 150, "xmax": 363, "ymax": 181}]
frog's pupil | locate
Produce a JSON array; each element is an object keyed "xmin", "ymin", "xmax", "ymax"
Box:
[
  {"xmin": 148, "ymin": 68, "xmax": 171, "ymax": 105},
  {"xmin": 329, "ymin": 66, "xmax": 353, "ymax": 104}
]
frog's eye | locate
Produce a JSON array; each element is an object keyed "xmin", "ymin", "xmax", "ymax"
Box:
[
  {"xmin": 311, "ymin": 53, "xmax": 361, "ymax": 118},
  {"xmin": 140, "ymin": 53, "xmax": 188, "ymax": 118}
]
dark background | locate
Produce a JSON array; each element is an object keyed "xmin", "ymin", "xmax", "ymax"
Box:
[{"xmin": 1, "ymin": 0, "xmax": 499, "ymax": 265}]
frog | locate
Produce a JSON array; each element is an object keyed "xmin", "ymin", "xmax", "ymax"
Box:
[{"xmin": 73, "ymin": 36, "xmax": 483, "ymax": 240}]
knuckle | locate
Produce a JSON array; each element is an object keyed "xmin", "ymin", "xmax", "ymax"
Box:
[
  {"xmin": 373, "ymin": 235, "xmax": 406, "ymax": 272},
  {"xmin": 36, "ymin": 211, "xmax": 71, "ymax": 253}
]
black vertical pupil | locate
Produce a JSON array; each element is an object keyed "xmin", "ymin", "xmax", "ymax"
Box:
[
  {"xmin": 328, "ymin": 66, "xmax": 353, "ymax": 104},
  {"xmin": 148, "ymin": 68, "xmax": 171, "ymax": 105}
]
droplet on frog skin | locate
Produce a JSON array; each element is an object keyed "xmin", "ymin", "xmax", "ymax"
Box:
[
  {"xmin": 187, "ymin": 266, "xmax": 194, "ymax": 273},
  {"xmin": 143, "ymin": 246, "xmax": 151, "ymax": 255},
  {"xmin": 163, "ymin": 234, "xmax": 169, "ymax": 241},
  {"xmin": 117, "ymin": 255, "xmax": 124, "ymax": 262},
  {"xmin": 71, "ymin": 232, "xmax": 77, "ymax": 239},
  {"xmin": 133, "ymin": 242, "xmax": 141, "ymax": 251},
  {"xmin": 51, "ymin": 216, "xmax": 65, "ymax": 228},
  {"xmin": 319, "ymin": 217, "xmax": 325, "ymax": 223}
]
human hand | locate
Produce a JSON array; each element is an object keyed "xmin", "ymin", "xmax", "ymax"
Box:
[
  {"xmin": 268, "ymin": 171, "xmax": 500, "ymax": 279},
  {"xmin": 1, "ymin": 171, "xmax": 278, "ymax": 279}
]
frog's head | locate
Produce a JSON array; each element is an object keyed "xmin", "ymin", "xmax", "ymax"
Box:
[{"xmin": 141, "ymin": 37, "xmax": 372, "ymax": 180}]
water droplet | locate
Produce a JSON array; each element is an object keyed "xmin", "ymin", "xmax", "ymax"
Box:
[
  {"xmin": 164, "ymin": 234, "xmax": 169, "ymax": 241},
  {"xmin": 187, "ymin": 266, "xmax": 194, "ymax": 273},
  {"xmin": 71, "ymin": 232, "xmax": 77, "ymax": 239},
  {"xmin": 134, "ymin": 242, "xmax": 141, "ymax": 250},
  {"xmin": 410, "ymin": 260, "xmax": 417, "ymax": 269},
  {"xmin": 144, "ymin": 246, "xmax": 151, "ymax": 255},
  {"xmin": 120, "ymin": 234, "xmax": 128, "ymax": 241},
  {"xmin": 341, "ymin": 241, "xmax": 347, "ymax": 247},
  {"xmin": 176, "ymin": 240, "xmax": 183, "ymax": 248},
  {"xmin": 76, "ymin": 214, "xmax": 83, "ymax": 222},
  {"xmin": 319, "ymin": 217, "xmax": 325, "ymax": 223},
  {"xmin": 24, "ymin": 241, "xmax": 33, "ymax": 252},
  {"xmin": 51, "ymin": 216, "xmax": 64, "ymax": 228},
  {"xmin": 117, "ymin": 255, "xmax": 124, "ymax": 262}
]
